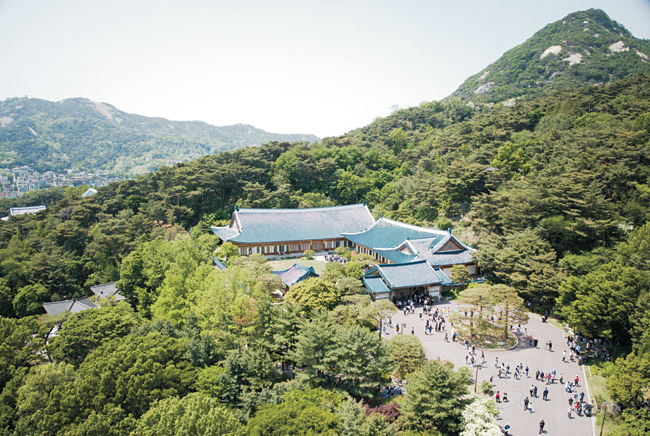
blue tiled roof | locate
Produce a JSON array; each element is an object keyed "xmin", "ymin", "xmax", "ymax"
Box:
[
  {"xmin": 371, "ymin": 260, "xmax": 448, "ymax": 289},
  {"xmin": 211, "ymin": 226, "xmax": 240, "ymax": 241},
  {"xmin": 211, "ymin": 257, "xmax": 228, "ymax": 270},
  {"xmin": 212, "ymin": 204, "xmax": 375, "ymax": 244},
  {"xmin": 373, "ymin": 247, "xmax": 417, "ymax": 263},
  {"xmin": 272, "ymin": 263, "xmax": 318, "ymax": 287},
  {"xmin": 344, "ymin": 217, "xmax": 447, "ymax": 249},
  {"xmin": 363, "ymin": 275, "xmax": 391, "ymax": 295}
]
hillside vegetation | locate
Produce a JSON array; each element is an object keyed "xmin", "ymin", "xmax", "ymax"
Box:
[{"xmin": 0, "ymin": 97, "xmax": 319, "ymax": 175}]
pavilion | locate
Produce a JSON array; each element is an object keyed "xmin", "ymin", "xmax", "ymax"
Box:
[
  {"xmin": 272, "ymin": 263, "xmax": 319, "ymax": 293},
  {"xmin": 363, "ymin": 260, "xmax": 452, "ymax": 301}
]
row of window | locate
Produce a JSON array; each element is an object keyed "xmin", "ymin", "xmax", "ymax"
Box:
[{"xmin": 237, "ymin": 239, "xmax": 349, "ymax": 256}]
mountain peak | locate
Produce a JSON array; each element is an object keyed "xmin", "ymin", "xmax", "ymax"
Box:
[{"xmin": 449, "ymin": 9, "xmax": 650, "ymax": 105}]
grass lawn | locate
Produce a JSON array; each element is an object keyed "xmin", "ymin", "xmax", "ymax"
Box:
[
  {"xmin": 586, "ymin": 362, "xmax": 619, "ymax": 435},
  {"xmin": 267, "ymin": 258, "xmax": 328, "ymax": 275}
]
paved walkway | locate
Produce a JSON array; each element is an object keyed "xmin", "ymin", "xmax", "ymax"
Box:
[{"xmin": 384, "ymin": 300, "xmax": 594, "ymax": 436}]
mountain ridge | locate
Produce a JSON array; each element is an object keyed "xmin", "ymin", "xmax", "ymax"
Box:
[{"xmin": 0, "ymin": 96, "xmax": 319, "ymax": 176}]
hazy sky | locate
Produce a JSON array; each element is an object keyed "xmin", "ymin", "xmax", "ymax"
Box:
[{"xmin": 1, "ymin": 1, "xmax": 649, "ymax": 138}]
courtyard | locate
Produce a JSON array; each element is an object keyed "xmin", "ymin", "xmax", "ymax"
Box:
[{"xmin": 386, "ymin": 300, "xmax": 595, "ymax": 436}]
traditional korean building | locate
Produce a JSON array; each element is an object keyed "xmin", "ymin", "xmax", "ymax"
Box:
[
  {"xmin": 90, "ymin": 282, "xmax": 126, "ymax": 301},
  {"xmin": 363, "ymin": 260, "xmax": 452, "ymax": 301},
  {"xmin": 343, "ymin": 216, "xmax": 476, "ymax": 276},
  {"xmin": 42, "ymin": 297, "xmax": 96, "ymax": 315},
  {"xmin": 211, "ymin": 204, "xmax": 375, "ymax": 256},
  {"xmin": 211, "ymin": 204, "xmax": 477, "ymax": 301},
  {"xmin": 272, "ymin": 263, "xmax": 319, "ymax": 293}
]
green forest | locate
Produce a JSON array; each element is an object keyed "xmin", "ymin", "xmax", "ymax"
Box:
[{"xmin": 1, "ymin": 72, "xmax": 650, "ymax": 435}]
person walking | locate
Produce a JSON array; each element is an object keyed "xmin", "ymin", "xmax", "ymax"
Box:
[
  {"xmin": 562, "ymin": 350, "xmax": 566, "ymax": 362},
  {"xmin": 524, "ymin": 396, "xmax": 530, "ymax": 411},
  {"xmin": 496, "ymin": 391, "xmax": 501, "ymax": 403},
  {"xmin": 543, "ymin": 386, "xmax": 548, "ymax": 401},
  {"xmin": 539, "ymin": 419, "xmax": 545, "ymax": 434}
]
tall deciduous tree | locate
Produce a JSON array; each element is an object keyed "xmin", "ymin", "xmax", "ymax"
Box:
[
  {"xmin": 388, "ymin": 335, "xmax": 427, "ymax": 379},
  {"xmin": 285, "ymin": 278, "xmax": 340, "ymax": 313},
  {"xmin": 400, "ymin": 359, "xmax": 470, "ymax": 435},
  {"xmin": 132, "ymin": 392, "xmax": 241, "ymax": 436}
]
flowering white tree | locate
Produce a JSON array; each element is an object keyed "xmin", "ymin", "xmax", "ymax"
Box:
[{"xmin": 460, "ymin": 395, "xmax": 502, "ymax": 436}]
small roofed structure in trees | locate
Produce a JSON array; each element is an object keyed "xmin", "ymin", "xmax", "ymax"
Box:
[
  {"xmin": 42, "ymin": 297, "xmax": 96, "ymax": 316},
  {"xmin": 272, "ymin": 263, "xmax": 319, "ymax": 293},
  {"xmin": 90, "ymin": 282, "xmax": 126, "ymax": 301}
]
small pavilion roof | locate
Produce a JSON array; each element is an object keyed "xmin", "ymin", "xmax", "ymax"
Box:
[
  {"xmin": 211, "ymin": 204, "xmax": 375, "ymax": 244},
  {"xmin": 272, "ymin": 263, "xmax": 318, "ymax": 288},
  {"xmin": 343, "ymin": 217, "xmax": 447, "ymax": 249},
  {"xmin": 43, "ymin": 297, "xmax": 96, "ymax": 315},
  {"xmin": 90, "ymin": 282, "xmax": 126, "ymax": 301},
  {"xmin": 362, "ymin": 275, "xmax": 391, "ymax": 295}
]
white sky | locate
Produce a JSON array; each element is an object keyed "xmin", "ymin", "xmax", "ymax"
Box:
[{"xmin": 1, "ymin": 1, "xmax": 649, "ymax": 138}]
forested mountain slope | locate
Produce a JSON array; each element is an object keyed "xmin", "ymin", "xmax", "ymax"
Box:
[
  {"xmin": 1, "ymin": 70, "xmax": 650, "ymax": 436},
  {"xmin": 0, "ymin": 97, "xmax": 319, "ymax": 175},
  {"xmin": 1, "ymin": 74, "xmax": 648, "ymax": 310},
  {"xmin": 450, "ymin": 9, "xmax": 650, "ymax": 105}
]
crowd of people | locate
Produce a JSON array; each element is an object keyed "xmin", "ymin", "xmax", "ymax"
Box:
[{"xmin": 323, "ymin": 253, "xmax": 348, "ymax": 264}]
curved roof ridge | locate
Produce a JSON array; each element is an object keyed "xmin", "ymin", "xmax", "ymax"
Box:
[
  {"xmin": 378, "ymin": 217, "xmax": 448, "ymax": 236},
  {"xmin": 238, "ymin": 203, "xmax": 369, "ymax": 213}
]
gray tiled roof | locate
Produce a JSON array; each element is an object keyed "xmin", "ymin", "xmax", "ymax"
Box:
[
  {"xmin": 43, "ymin": 297, "xmax": 96, "ymax": 315},
  {"xmin": 272, "ymin": 263, "xmax": 318, "ymax": 287},
  {"xmin": 90, "ymin": 282, "xmax": 126, "ymax": 301},
  {"xmin": 408, "ymin": 236, "xmax": 475, "ymax": 267},
  {"xmin": 212, "ymin": 204, "xmax": 375, "ymax": 244}
]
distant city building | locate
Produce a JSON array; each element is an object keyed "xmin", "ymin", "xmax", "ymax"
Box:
[
  {"xmin": 9, "ymin": 205, "xmax": 46, "ymax": 216},
  {"xmin": 82, "ymin": 187, "xmax": 98, "ymax": 197}
]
